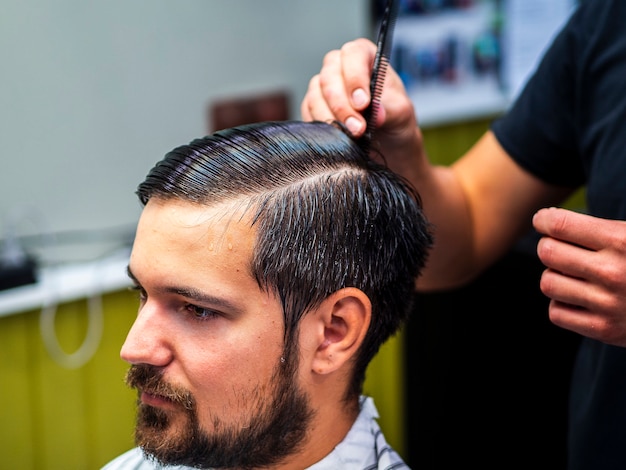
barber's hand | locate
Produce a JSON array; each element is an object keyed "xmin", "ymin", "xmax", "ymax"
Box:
[
  {"xmin": 533, "ymin": 207, "xmax": 626, "ymax": 347},
  {"xmin": 301, "ymin": 38, "xmax": 425, "ymax": 178}
]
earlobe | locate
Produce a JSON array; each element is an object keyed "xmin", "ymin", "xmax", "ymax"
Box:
[{"xmin": 312, "ymin": 287, "xmax": 371, "ymax": 375}]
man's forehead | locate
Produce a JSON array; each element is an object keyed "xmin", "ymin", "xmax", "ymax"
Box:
[
  {"xmin": 132, "ymin": 198, "xmax": 258, "ymax": 272},
  {"xmin": 138, "ymin": 198, "xmax": 257, "ymax": 236},
  {"xmin": 129, "ymin": 198, "xmax": 273, "ymax": 310}
]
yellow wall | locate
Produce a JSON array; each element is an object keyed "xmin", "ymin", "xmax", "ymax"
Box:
[{"xmin": 1, "ymin": 289, "xmax": 137, "ymax": 469}]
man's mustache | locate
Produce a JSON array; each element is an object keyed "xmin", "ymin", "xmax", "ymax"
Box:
[{"xmin": 125, "ymin": 364, "xmax": 195, "ymax": 410}]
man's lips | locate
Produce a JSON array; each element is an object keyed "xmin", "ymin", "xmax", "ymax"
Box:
[{"xmin": 141, "ymin": 391, "xmax": 177, "ymax": 408}]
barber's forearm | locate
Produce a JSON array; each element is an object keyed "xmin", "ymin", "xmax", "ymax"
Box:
[
  {"xmin": 378, "ymin": 128, "xmax": 478, "ymax": 290},
  {"xmin": 412, "ymin": 163, "xmax": 479, "ymax": 291}
]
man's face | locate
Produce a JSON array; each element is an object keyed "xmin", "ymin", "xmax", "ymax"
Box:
[{"xmin": 122, "ymin": 198, "xmax": 313, "ymax": 468}]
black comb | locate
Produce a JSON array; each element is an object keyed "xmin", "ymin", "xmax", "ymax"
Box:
[{"xmin": 359, "ymin": 0, "xmax": 399, "ymax": 153}]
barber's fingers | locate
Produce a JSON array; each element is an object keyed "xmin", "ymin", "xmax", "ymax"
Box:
[
  {"xmin": 331, "ymin": 38, "xmax": 377, "ymax": 108},
  {"xmin": 301, "ymin": 73, "xmax": 336, "ymax": 122},
  {"xmin": 301, "ymin": 38, "xmax": 377, "ymax": 137},
  {"xmin": 534, "ymin": 207, "xmax": 626, "ymax": 346},
  {"xmin": 537, "ymin": 238, "xmax": 626, "ymax": 345},
  {"xmin": 534, "ymin": 208, "xmax": 626, "ymax": 289},
  {"xmin": 537, "ymin": 240, "xmax": 603, "ymax": 308},
  {"xmin": 546, "ymin": 288, "xmax": 626, "ymax": 347},
  {"xmin": 533, "ymin": 206, "xmax": 626, "ymax": 252}
]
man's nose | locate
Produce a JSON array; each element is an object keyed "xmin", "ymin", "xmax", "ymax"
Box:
[{"xmin": 120, "ymin": 302, "xmax": 173, "ymax": 367}]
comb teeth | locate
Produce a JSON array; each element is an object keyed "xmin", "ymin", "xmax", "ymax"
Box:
[{"xmin": 359, "ymin": 0, "xmax": 398, "ymax": 154}]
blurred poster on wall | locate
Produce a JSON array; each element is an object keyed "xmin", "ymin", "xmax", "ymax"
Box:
[{"xmin": 374, "ymin": 0, "xmax": 577, "ymax": 127}]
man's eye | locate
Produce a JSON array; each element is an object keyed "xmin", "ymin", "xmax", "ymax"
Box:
[{"xmin": 185, "ymin": 304, "xmax": 219, "ymax": 320}]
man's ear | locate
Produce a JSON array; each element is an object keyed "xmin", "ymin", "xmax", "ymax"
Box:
[{"xmin": 310, "ymin": 287, "xmax": 371, "ymax": 375}]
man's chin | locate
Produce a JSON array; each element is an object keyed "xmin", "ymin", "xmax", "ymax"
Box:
[{"xmin": 135, "ymin": 406, "xmax": 193, "ymax": 455}]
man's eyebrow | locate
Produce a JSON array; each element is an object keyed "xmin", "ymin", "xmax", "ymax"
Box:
[
  {"xmin": 165, "ymin": 285, "xmax": 242, "ymax": 312},
  {"xmin": 126, "ymin": 265, "xmax": 241, "ymax": 312}
]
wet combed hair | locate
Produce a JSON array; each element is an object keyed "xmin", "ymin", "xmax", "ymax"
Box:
[{"xmin": 137, "ymin": 120, "xmax": 433, "ymax": 399}]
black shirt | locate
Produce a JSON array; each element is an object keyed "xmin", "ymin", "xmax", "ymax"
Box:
[{"xmin": 492, "ymin": 1, "xmax": 626, "ymax": 468}]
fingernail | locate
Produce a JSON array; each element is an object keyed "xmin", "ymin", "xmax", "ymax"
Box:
[
  {"xmin": 352, "ymin": 88, "xmax": 368, "ymax": 108},
  {"xmin": 346, "ymin": 117, "xmax": 363, "ymax": 135}
]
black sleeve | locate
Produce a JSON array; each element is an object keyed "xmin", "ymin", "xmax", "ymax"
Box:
[{"xmin": 490, "ymin": 1, "xmax": 591, "ymax": 188}]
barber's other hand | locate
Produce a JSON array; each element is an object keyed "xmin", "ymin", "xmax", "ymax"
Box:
[{"xmin": 533, "ymin": 207, "xmax": 626, "ymax": 347}]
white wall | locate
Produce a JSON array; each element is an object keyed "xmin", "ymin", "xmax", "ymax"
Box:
[{"xmin": 0, "ymin": 0, "xmax": 368, "ymax": 263}]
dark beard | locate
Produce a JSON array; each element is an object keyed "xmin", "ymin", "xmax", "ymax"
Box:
[{"xmin": 125, "ymin": 354, "xmax": 314, "ymax": 469}]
